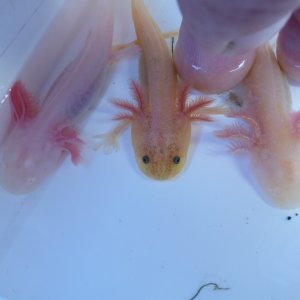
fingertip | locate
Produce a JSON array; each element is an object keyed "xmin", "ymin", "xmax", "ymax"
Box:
[
  {"xmin": 277, "ymin": 10, "xmax": 300, "ymax": 84},
  {"xmin": 174, "ymin": 30, "xmax": 255, "ymax": 93}
]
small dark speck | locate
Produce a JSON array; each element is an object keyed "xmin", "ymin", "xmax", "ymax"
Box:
[
  {"xmin": 295, "ymin": 213, "xmax": 298, "ymax": 216},
  {"xmin": 287, "ymin": 216, "xmax": 292, "ymax": 221},
  {"xmin": 227, "ymin": 41, "xmax": 235, "ymax": 50},
  {"xmin": 228, "ymin": 91, "xmax": 243, "ymax": 107}
]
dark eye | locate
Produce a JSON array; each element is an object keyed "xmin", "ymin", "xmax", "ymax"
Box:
[
  {"xmin": 173, "ymin": 156, "xmax": 180, "ymax": 164},
  {"xmin": 142, "ymin": 155, "xmax": 150, "ymax": 164}
]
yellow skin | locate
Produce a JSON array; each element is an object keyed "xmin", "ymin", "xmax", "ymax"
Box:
[{"xmin": 103, "ymin": 0, "xmax": 222, "ymax": 180}]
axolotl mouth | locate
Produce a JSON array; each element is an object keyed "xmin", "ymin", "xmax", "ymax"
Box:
[{"xmin": 0, "ymin": 138, "xmax": 67, "ymax": 194}]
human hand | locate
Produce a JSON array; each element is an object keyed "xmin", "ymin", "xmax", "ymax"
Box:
[
  {"xmin": 174, "ymin": 0, "xmax": 300, "ymax": 92},
  {"xmin": 277, "ymin": 9, "xmax": 300, "ymax": 83}
]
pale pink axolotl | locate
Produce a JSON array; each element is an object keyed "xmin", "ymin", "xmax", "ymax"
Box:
[
  {"xmin": 0, "ymin": 0, "xmax": 113, "ymax": 194},
  {"xmin": 100, "ymin": 0, "xmax": 223, "ymax": 180},
  {"xmin": 216, "ymin": 44, "xmax": 300, "ymax": 208}
]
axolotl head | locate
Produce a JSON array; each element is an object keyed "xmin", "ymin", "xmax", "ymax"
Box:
[
  {"xmin": 0, "ymin": 124, "xmax": 75, "ymax": 195},
  {"xmin": 131, "ymin": 114, "xmax": 191, "ymax": 180}
]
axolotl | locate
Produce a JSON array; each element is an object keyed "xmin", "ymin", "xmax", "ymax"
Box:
[
  {"xmin": 102, "ymin": 0, "xmax": 222, "ymax": 180},
  {"xmin": 0, "ymin": 0, "xmax": 113, "ymax": 194},
  {"xmin": 216, "ymin": 44, "xmax": 300, "ymax": 208}
]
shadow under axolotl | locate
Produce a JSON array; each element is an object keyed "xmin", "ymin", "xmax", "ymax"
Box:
[
  {"xmin": 0, "ymin": 155, "xmax": 79, "ymax": 265},
  {"xmin": 0, "ymin": 187, "xmax": 47, "ymax": 264}
]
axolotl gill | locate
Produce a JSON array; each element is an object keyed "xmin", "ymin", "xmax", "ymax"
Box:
[
  {"xmin": 102, "ymin": 0, "xmax": 223, "ymax": 180},
  {"xmin": 217, "ymin": 44, "xmax": 300, "ymax": 209},
  {"xmin": 0, "ymin": 0, "xmax": 113, "ymax": 194}
]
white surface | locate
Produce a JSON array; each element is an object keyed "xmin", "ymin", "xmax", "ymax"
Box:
[{"xmin": 0, "ymin": 0, "xmax": 300, "ymax": 299}]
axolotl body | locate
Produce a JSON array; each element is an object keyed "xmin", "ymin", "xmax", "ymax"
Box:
[
  {"xmin": 217, "ymin": 44, "xmax": 300, "ymax": 208},
  {"xmin": 104, "ymin": 0, "xmax": 222, "ymax": 180},
  {"xmin": 0, "ymin": 0, "xmax": 113, "ymax": 194}
]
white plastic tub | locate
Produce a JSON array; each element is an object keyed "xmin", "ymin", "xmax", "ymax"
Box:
[{"xmin": 0, "ymin": 1, "xmax": 300, "ymax": 299}]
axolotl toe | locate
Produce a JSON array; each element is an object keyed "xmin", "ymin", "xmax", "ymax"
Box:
[
  {"xmin": 100, "ymin": 0, "xmax": 223, "ymax": 180},
  {"xmin": 217, "ymin": 44, "xmax": 300, "ymax": 208}
]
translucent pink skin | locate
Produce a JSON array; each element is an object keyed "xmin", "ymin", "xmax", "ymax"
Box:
[
  {"xmin": 175, "ymin": 0, "xmax": 300, "ymax": 93},
  {"xmin": 217, "ymin": 45, "xmax": 300, "ymax": 208},
  {"xmin": 16, "ymin": 0, "xmax": 100, "ymax": 98},
  {"xmin": 0, "ymin": 0, "xmax": 113, "ymax": 194},
  {"xmin": 277, "ymin": 10, "xmax": 300, "ymax": 83}
]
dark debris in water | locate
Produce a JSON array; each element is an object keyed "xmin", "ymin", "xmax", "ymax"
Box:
[
  {"xmin": 286, "ymin": 213, "xmax": 299, "ymax": 221},
  {"xmin": 189, "ymin": 282, "xmax": 230, "ymax": 300}
]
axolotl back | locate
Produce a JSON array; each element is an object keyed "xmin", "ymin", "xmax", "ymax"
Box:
[{"xmin": 0, "ymin": 0, "xmax": 113, "ymax": 194}]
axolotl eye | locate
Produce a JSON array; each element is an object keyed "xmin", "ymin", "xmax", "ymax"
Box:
[
  {"xmin": 142, "ymin": 155, "xmax": 150, "ymax": 164},
  {"xmin": 173, "ymin": 156, "xmax": 180, "ymax": 164}
]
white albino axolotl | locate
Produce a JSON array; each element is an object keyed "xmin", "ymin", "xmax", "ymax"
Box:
[
  {"xmin": 100, "ymin": 0, "xmax": 223, "ymax": 180},
  {"xmin": 216, "ymin": 44, "xmax": 300, "ymax": 209},
  {"xmin": 0, "ymin": 0, "xmax": 113, "ymax": 194}
]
